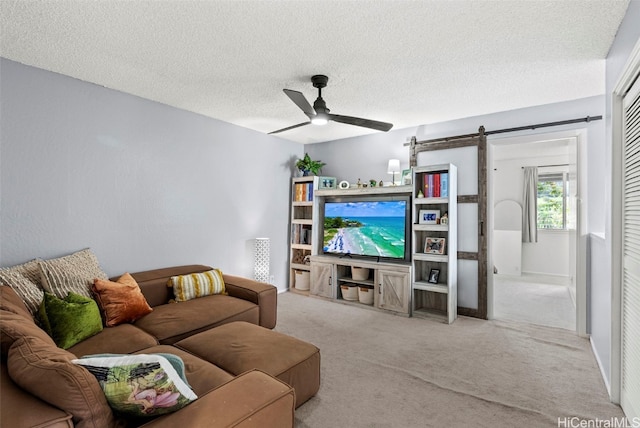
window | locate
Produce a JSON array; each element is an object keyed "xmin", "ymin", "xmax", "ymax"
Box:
[{"xmin": 537, "ymin": 172, "xmax": 567, "ymax": 230}]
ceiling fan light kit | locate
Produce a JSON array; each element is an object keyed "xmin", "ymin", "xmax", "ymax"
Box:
[{"xmin": 269, "ymin": 75, "xmax": 393, "ymax": 135}]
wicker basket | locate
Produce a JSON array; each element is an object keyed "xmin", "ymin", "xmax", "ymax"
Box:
[
  {"xmin": 340, "ymin": 284, "xmax": 359, "ymax": 301},
  {"xmin": 358, "ymin": 286, "xmax": 374, "ymax": 305},
  {"xmin": 351, "ymin": 266, "xmax": 370, "ymax": 281},
  {"xmin": 294, "ymin": 270, "xmax": 310, "ymax": 291}
]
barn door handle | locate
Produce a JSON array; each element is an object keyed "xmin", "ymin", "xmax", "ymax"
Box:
[{"xmin": 480, "ymin": 221, "xmax": 484, "ymax": 236}]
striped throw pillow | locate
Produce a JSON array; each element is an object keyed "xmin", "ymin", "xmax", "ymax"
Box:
[
  {"xmin": 38, "ymin": 248, "xmax": 108, "ymax": 299},
  {"xmin": 0, "ymin": 259, "xmax": 44, "ymax": 316},
  {"xmin": 168, "ymin": 269, "xmax": 226, "ymax": 302}
]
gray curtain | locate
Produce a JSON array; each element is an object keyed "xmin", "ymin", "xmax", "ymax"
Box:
[{"xmin": 522, "ymin": 166, "xmax": 538, "ymax": 243}]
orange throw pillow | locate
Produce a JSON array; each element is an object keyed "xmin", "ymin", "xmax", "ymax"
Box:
[{"xmin": 92, "ymin": 273, "xmax": 152, "ymax": 326}]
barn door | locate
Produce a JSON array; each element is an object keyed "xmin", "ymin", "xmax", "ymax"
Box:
[{"xmin": 410, "ymin": 127, "xmax": 487, "ymax": 319}]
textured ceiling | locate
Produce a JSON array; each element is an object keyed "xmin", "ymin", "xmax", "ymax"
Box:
[{"xmin": 0, "ymin": 0, "xmax": 630, "ymax": 144}]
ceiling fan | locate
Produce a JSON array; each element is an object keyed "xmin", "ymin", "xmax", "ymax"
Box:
[{"xmin": 269, "ymin": 75, "xmax": 393, "ymax": 135}]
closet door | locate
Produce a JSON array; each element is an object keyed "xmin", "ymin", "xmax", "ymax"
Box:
[
  {"xmin": 622, "ymin": 75, "xmax": 640, "ymax": 419},
  {"xmin": 410, "ymin": 129, "xmax": 487, "ymax": 319}
]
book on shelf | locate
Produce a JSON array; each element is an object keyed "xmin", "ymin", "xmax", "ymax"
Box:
[
  {"xmin": 293, "ymin": 182, "xmax": 315, "ymax": 202},
  {"xmin": 422, "ymin": 172, "xmax": 448, "ymax": 198}
]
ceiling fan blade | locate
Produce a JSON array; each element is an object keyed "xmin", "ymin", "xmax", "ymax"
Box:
[
  {"xmin": 283, "ymin": 89, "xmax": 315, "ymax": 117},
  {"xmin": 328, "ymin": 114, "xmax": 393, "ymax": 132},
  {"xmin": 268, "ymin": 121, "xmax": 311, "ymax": 135}
]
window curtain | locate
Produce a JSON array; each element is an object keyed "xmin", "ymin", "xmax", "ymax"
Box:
[{"xmin": 522, "ymin": 166, "xmax": 538, "ymax": 243}]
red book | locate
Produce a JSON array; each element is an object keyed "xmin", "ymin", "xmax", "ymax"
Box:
[{"xmin": 433, "ymin": 174, "xmax": 441, "ymax": 197}]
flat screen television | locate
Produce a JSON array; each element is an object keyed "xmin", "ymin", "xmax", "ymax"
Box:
[{"xmin": 320, "ymin": 195, "xmax": 411, "ymax": 262}]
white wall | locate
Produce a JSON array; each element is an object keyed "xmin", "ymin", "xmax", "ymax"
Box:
[
  {"xmin": 493, "ymin": 152, "xmax": 573, "ymax": 278},
  {"xmin": 0, "ymin": 59, "xmax": 303, "ymax": 292}
]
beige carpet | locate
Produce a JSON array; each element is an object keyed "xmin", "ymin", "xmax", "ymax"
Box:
[{"xmin": 275, "ymin": 292, "xmax": 624, "ymax": 428}]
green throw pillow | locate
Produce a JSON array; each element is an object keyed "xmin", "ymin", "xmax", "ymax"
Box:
[
  {"xmin": 72, "ymin": 354, "xmax": 197, "ymax": 417},
  {"xmin": 39, "ymin": 292, "xmax": 103, "ymax": 349}
]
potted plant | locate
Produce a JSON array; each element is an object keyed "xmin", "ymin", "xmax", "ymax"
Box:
[{"xmin": 296, "ymin": 153, "xmax": 326, "ymax": 176}]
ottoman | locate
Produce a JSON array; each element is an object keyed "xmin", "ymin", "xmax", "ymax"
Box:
[{"xmin": 175, "ymin": 321, "xmax": 320, "ymax": 408}]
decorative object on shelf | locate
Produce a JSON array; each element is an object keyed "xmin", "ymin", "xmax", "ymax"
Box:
[
  {"xmin": 418, "ymin": 209, "xmax": 440, "ymax": 224},
  {"xmin": 254, "ymin": 238, "xmax": 270, "ymax": 283},
  {"xmin": 440, "ymin": 212, "xmax": 449, "ymax": 225},
  {"xmin": 424, "ymin": 237, "xmax": 446, "ymax": 255},
  {"xmin": 296, "ymin": 153, "xmax": 326, "ymax": 176},
  {"xmin": 369, "ymin": 179, "xmax": 377, "ymax": 187},
  {"xmin": 427, "ymin": 268, "xmax": 440, "ymax": 284},
  {"xmin": 356, "ymin": 178, "xmax": 363, "ymax": 188},
  {"xmin": 338, "ymin": 180, "xmax": 350, "ymax": 189},
  {"xmin": 417, "ymin": 189, "xmax": 424, "ymax": 198},
  {"xmin": 401, "ymin": 169, "xmax": 412, "ymax": 185},
  {"xmin": 379, "ymin": 180, "xmax": 384, "ymax": 187},
  {"xmin": 387, "ymin": 159, "xmax": 400, "ymax": 186},
  {"xmin": 318, "ymin": 176, "xmax": 337, "ymax": 189}
]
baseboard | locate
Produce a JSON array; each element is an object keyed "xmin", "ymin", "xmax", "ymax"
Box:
[
  {"xmin": 590, "ymin": 336, "xmax": 611, "ymax": 397},
  {"xmin": 518, "ymin": 271, "xmax": 572, "ymax": 285}
]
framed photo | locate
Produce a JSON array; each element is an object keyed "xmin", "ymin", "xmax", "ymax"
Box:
[
  {"xmin": 318, "ymin": 176, "xmax": 337, "ymax": 189},
  {"xmin": 427, "ymin": 268, "xmax": 440, "ymax": 284},
  {"xmin": 424, "ymin": 237, "xmax": 446, "ymax": 254},
  {"xmin": 401, "ymin": 168, "xmax": 412, "ymax": 185},
  {"xmin": 419, "ymin": 210, "xmax": 440, "ymax": 225}
]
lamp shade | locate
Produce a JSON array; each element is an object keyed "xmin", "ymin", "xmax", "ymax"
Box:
[
  {"xmin": 387, "ymin": 159, "xmax": 400, "ymax": 174},
  {"xmin": 254, "ymin": 238, "xmax": 270, "ymax": 283}
]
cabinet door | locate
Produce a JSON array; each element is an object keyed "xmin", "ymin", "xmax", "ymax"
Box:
[
  {"xmin": 377, "ymin": 269, "xmax": 410, "ymax": 314},
  {"xmin": 310, "ymin": 262, "xmax": 334, "ymax": 298}
]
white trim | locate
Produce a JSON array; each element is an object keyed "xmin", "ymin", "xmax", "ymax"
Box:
[
  {"xmin": 591, "ymin": 336, "xmax": 611, "ymax": 395},
  {"xmin": 610, "ymin": 34, "xmax": 640, "ymax": 406}
]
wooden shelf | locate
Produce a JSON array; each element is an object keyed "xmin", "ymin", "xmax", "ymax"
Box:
[
  {"xmin": 414, "ymin": 197, "xmax": 449, "ymax": 205},
  {"xmin": 292, "ymin": 201, "xmax": 313, "ymax": 207},
  {"xmin": 338, "ymin": 276, "xmax": 374, "ymax": 287},
  {"xmin": 413, "ymin": 253, "xmax": 448, "ymax": 263},
  {"xmin": 413, "ymin": 281, "xmax": 448, "ymax": 294},
  {"xmin": 290, "ymin": 263, "xmax": 311, "ymax": 271},
  {"xmin": 413, "ymin": 224, "xmax": 449, "ymax": 232},
  {"xmin": 292, "ymin": 219, "xmax": 313, "ymax": 225}
]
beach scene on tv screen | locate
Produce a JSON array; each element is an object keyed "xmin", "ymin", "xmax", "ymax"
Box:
[{"xmin": 323, "ymin": 201, "xmax": 406, "ymax": 258}]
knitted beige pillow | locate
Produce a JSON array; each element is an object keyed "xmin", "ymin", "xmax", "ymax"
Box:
[
  {"xmin": 0, "ymin": 259, "xmax": 44, "ymax": 316},
  {"xmin": 39, "ymin": 249, "xmax": 108, "ymax": 299}
]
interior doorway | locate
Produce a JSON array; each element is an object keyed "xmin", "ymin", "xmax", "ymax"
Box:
[{"xmin": 488, "ymin": 130, "xmax": 585, "ymax": 333}]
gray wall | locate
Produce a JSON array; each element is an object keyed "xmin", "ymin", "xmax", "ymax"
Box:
[{"xmin": 0, "ymin": 58, "xmax": 302, "ymax": 292}]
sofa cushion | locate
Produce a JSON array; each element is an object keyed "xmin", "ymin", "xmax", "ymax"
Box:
[
  {"xmin": 68, "ymin": 323, "xmax": 159, "ymax": 358},
  {"xmin": 0, "ymin": 309, "xmax": 56, "ymax": 357},
  {"xmin": 0, "ymin": 259, "xmax": 44, "ymax": 316},
  {"xmin": 72, "ymin": 354, "xmax": 197, "ymax": 418},
  {"xmin": 92, "ymin": 273, "xmax": 153, "ymax": 326},
  {"xmin": 39, "ymin": 248, "xmax": 108, "ymax": 299},
  {"xmin": 134, "ymin": 345, "xmax": 234, "ymax": 396},
  {"xmin": 7, "ymin": 335, "xmax": 116, "ymax": 428},
  {"xmin": 39, "ymin": 292, "xmax": 103, "ymax": 349},
  {"xmin": 169, "ymin": 269, "xmax": 226, "ymax": 302},
  {"xmin": 134, "ymin": 295, "xmax": 259, "ymax": 344}
]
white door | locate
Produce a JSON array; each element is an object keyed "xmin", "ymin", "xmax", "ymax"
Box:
[{"xmin": 621, "ymin": 74, "xmax": 640, "ymax": 419}]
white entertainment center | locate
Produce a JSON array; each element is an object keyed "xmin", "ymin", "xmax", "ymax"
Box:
[{"xmin": 289, "ymin": 165, "xmax": 458, "ymax": 322}]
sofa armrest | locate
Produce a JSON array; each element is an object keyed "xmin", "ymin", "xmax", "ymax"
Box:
[
  {"xmin": 223, "ymin": 275, "xmax": 277, "ymax": 329},
  {"xmin": 1, "ymin": 364, "xmax": 73, "ymax": 428},
  {"xmin": 139, "ymin": 370, "xmax": 295, "ymax": 428}
]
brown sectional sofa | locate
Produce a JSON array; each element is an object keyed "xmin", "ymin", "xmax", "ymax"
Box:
[{"xmin": 0, "ymin": 264, "xmax": 320, "ymax": 428}]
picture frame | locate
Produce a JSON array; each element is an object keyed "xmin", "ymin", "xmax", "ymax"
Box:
[
  {"xmin": 427, "ymin": 268, "xmax": 440, "ymax": 284},
  {"xmin": 419, "ymin": 209, "xmax": 440, "ymax": 225},
  {"xmin": 424, "ymin": 237, "xmax": 446, "ymax": 254},
  {"xmin": 401, "ymin": 168, "xmax": 412, "ymax": 185},
  {"xmin": 318, "ymin": 176, "xmax": 337, "ymax": 189}
]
